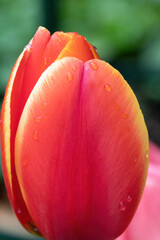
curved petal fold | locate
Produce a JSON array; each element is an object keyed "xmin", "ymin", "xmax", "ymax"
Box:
[
  {"xmin": 0, "ymin": 48, "xmax": 40, "ymax": 235},
  {"xmin": 117, "ymin": 142, "xmax": 160, "ymax": 240},
  {"xmin": 56, "ymin": 33, "xmax": 100, "ymax": 62}
]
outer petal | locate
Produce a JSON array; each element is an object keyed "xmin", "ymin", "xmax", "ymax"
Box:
[
  {"xmin": 0, "ymin": 49, "xmax": 40, "ymax": 235},
  {"xmin": 15, "ymin": 58, "xmax": 148, "ymax": 240},
  {"xmin": 117, "ymin": 142, "xmax": 160, "ymax": 240},
  {"xmin": 87, "ymin": 43, "xmax": 100, "ymax": 59},
  {"xmin": 80, "ymin": 59, "xmax": 149, "ymax": 239},
  {"xmin": 15, "ymin": 57, "xmax": 84, "ymax": 239}
]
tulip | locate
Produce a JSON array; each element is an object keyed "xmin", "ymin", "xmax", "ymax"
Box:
[
  {"xmin": 0, "ymin": 27, "xmax": 149, "ymax": 240},
  {"xmin": 117, "ymin": 141, "xmax": 160, "ymax": 240}
]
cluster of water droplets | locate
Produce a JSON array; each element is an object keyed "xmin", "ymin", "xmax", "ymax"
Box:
[
  {"xmin": 32, "ymin": 102, "xmax": 47, "ymax": 142},
  {"xmin": 119, "ymin": 195, "xmax": 133, "ymax": 212},
  {"xmin": 88, "ymin": 61, "xmax": 149, "ymax": 214},
  {"xmin": 66, "ymin": 64, "xmax": 78, "ymax": 83}
]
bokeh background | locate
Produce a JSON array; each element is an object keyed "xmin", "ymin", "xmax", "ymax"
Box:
[{"xmin": 0, "ymin": 0, "xmax": 160, "ymax": 239}]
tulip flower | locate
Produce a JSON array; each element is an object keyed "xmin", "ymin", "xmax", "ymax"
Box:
[
  {"xmin": 117, "ymin": 141, "xmax": 160, "ymax": 240},
  {"xmin": 0, "ymin": 27, "xmax": 149, "ymax": 240}
]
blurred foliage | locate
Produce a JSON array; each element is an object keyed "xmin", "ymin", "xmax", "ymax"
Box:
[
  {"xmin": 0, "ymin": 0, "xmax": 43, "ymax": 96},
  {"xmin": 59, "ymin": 0, "xmax": 160, "ymax": 59},
  {"xmin": 0, "ymin": 0, "xmax": 43, "ymax": 181},
  {"xmin": 0, "ymin": 233, "xmax": 44, "ymax": 240}
]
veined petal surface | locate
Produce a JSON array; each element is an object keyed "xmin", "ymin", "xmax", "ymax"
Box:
[{"xmin": 15, "ymin": 58, "xmax": 148, "ymax": 240}]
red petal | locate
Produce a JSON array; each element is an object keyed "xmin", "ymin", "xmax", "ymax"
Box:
[
  {"xmin": 15, "ymin": 57, "xmax": 84, "ymax": 239},
  {"xmin": 15, "ymin": 59, "xmax": 148, "ymax": 240},
  {"xmin": 0, "ymin": 49, "xmax": 40, "ymax": 235},
  {"xmin": 87, "ymin": 42, "xmax": 100, "ymax": 59},
  {"xmin": 42, "ymin": 31, "xmax": 73, "ymax": 70}
]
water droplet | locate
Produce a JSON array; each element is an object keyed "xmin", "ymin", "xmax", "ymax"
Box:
[
  {"xmin": 67, "ymin": 72, "xmax": 72, "ymax": 82},
  {"xmin": 127, "ymin": 195, "xmax": 132, "ymax": 203},
  {"xmin": 72, "ymin": 65, "xmax": 77, "ymax": 71},
  {"xmin": 22, "ymin": 157, "xmax": 28, "ymax": 167},
  {"xmin": 114, "ymin": 102, "xmax": 121, "ymax": 111},
  {"xmin": 42, "ymin": 102, "xmax": 47, "ymax": 110},
  {"xmin": 89, "ymin": 61, "xmax": 98, "ymax": 70},
  {"xmin": 33, "ymin": 227, "xmax": 39, "ymax": 232},
  {"xmin": 134, "ymin": 157, "xmax": 137, "ymax": 163},
  {"xmin": 145, "ymin": 150, "xmax": 149, "ymax": 159},
  {"xmin": 34, "ymin": 116, "xmax": 42, "ymax": 123},
  {"xmin": 33, "ymin": 130, "xmax": 38, "ymax": 141},
  {"xmin": 104, "ymin": 84, "xmax": 112, "ymax": 92},
  {"xmin": 119, "ymin": 201, "xmax": 126, "ymax": 211},
  {"xmin": 29, "ymin": 222, "xmax": 41, "ymax": 236},
  {"xmin": 41, "ymin": 27, "xmax": 46, "ymax": 31},
  {"xmin": 32, "ymin": 227, "xmax": 41, "ymax": 236},
  {"xmin": 17, "ymin": 208, "xmax": 22, "ymax": 214},
  {"xmin": 122, "ymin": 112, "xmax": 128, "ymax": 119}
]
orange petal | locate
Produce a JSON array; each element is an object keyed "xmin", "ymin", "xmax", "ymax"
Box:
[
  {"xmin": 87, "ymin": 42, "xmax": 100, "ymax": 59},
  {"xmin": 56, "ymin": 32, "xmax": 100, "ymax": 62},
  {"xmin": 15, "ymin": 58, "xmax": 148, "ymax": 240}
]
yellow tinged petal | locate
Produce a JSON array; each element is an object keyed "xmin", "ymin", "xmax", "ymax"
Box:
[{"xmin": 1, "ymin": 49, "xmax": 29, "ymax": 197}]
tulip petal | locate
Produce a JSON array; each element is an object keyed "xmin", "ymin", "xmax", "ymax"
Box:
[
  {"xmin": 15, "ymin": 57, "xmax": 84, "ymax": 239},
  {"xmin": 79, "ymin": 59, "xmax": 149, "ymax": 239},
  {"xmin": 15, "ymin": 58, "xmax": 148, "ymax": 240},
  {"xmin": 0, "ymin": 49, "xmax": 40, "ymax": 235},
  {"xmin": 88, "ymin": 43, "xmax": 100, "ymax": 59},
  {"xmin": 56, "ymin": 33, "xmax": 100, "ymax": 62},
  {"xmin": 116, "ymin": 142, "xmax": 160, "ymax": 240},
  {"xmin": 42, "ymin": 31, "xmax": 73, "ymax": 69},
  {"xmin": 0, "ymin": 26, "xmax": 54, "ymax": 235}
]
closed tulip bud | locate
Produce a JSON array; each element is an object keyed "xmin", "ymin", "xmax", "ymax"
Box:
[{"xmin": 0, "ymin": 27, "xmax": 149, "ymax": 240}]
